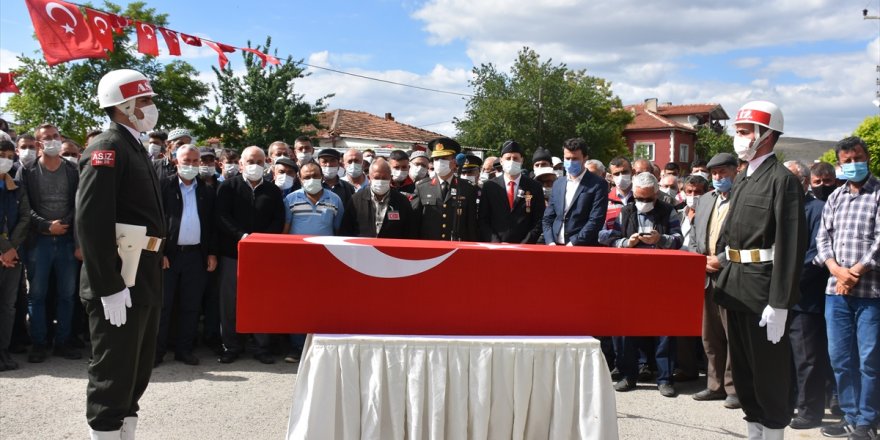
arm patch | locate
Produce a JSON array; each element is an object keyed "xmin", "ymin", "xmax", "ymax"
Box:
[{"xmin": 91, "ymin": 150, "xmax": 116, "ymax": 167}]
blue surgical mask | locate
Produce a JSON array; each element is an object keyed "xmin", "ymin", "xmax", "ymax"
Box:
[
  {"xmin": 563, "ymin": 159, "xmax": 582, "ymax": 176},
  {"xmin": 841, "ymin": 161, "xmax": 869, "ymax": 182},
  {"xmin": 712, "ymin": 177, "xmax": 732, "ymax": 193}
]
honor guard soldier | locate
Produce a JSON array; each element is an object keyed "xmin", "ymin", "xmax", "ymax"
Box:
[
  {"xmin": 714, "ymin": 101, "xmax": 807, "ymax": 440},
  {"xmin": 77, "ymin": 69, "xmax": 167, "ymax": 439},
  {"xmin": 411, "ymin": 138, "xmax": 478, "ymax": 241}
]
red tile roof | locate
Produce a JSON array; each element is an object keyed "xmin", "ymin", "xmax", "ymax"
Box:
[
  {"xmin": 311, "ymin": 109, "xmax": 445, "ymax": 143},
  {"xmin": 654, "ymin": 103, "xmax": 728, "ymax": 118},
  {"xmin": 624, "ymin": 104, "xmax": 697, "ymax": 132}
]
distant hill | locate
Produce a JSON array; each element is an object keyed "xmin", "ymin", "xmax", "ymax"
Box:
[{"xmin": 775, "ymin": 137, "xmax": 836, "ymax": 163}]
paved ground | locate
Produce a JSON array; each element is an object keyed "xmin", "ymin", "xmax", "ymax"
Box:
[{"xmin": 0, "ymin": 347, "xmax": 835, "ymax": 439}]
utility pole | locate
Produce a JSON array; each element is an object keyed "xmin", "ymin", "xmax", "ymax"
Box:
[
  {"xmin": 537, "ymin": 85, "xmax": 544, "ymax": 151},
  {"xmin": 864, "ymin": 7, "xmax": 880, "ymax": 110}
]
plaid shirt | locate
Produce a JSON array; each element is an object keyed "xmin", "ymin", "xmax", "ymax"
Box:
[{"xmin": 815, "ymin": 175, "xmax": 880, "ymax": 298}]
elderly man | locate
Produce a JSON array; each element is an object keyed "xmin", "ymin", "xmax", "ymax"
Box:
[
  {"xmin": 479, "ymin": 140, "xmax": 545, "ymax": 244},
  {"xmin": 480, "ymin": 156, "xmax": 499, "ymax": 186},
  {"xmin": 273, "ymin": 157, "xmax": 300, "ymax": 198},
  {"xmin": 267, "ymin": 141, "xmax": 290, "ymax": 165},
  {"xmin": 388, "ymin": 150, "xmax": 415, "ymax": 195},
  {"xmin": 154, "ymin": 128, "xmax": 192, "ymax": 180},
  {"xmin": 283, "ymin": 162, "xmax": 344, "ymax": 236},
  {"xmin": 586, "ymin": 159, "xmax": 605, "ymax": 179},
  {"xmin": 533, "ymin": 167, "xmax": 557, "ymax": 203},
  {"xmin": 292, "ymin": 136, "xmax": 314, "ymax": 167},
  {"xmin": 341, "ymin": 158, "xmax": 417, "ymax": 239},
  {"xmin": 156, "ymin": 145, "xmax": 217, "ymax": 367},
  {"xmin": 542, "ymin": 138, "xmax": 608, "ymax": 246},
  {"xmin": 810, "ymin": 161, "xmax": 838, "ymax": 202},
  {"xmin": 408, "ymin": 150, "xmax": 430, "ymax": 184},
  {"xmin": 635, "ymin": 158, "xmax": 677, "ymax": 206},
  {"xmin": 815, "ymin": 137, "xmax": 880, "ymax": 440},
  {"xmin": 215, "ymin": 146, "xmax": 285, "ymax": 365},
  {"xmin": 342, "ymin": 148, "xmax": 369, "ymax": 191},
  {"xmin": 316, "ymin": 149, "xmax": 354, "ymax": 206},
  {"xmin": 690, "ymin": 153, "xmax": 740, "ymax": 410},
  {"xmin": 198, "ymin": 147, "xmax": 220, "ymax": 187}
]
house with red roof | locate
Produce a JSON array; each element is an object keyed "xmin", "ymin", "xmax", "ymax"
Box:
[{"xmin": 310, "ymin": 109, "xmax": 445, "ymax": 156}]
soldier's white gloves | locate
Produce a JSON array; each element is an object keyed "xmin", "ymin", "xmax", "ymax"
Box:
[
  {"xmin": 101, "ymin": 288, "xmax": 132, "ymax": 327},
  {"xmin": 758, "ymin": 305, "xmax": 788, "ymax": 344}
]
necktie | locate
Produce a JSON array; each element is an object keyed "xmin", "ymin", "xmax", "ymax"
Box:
[
  {"xmin": 441, "ymin": 181, "xmax": 448, "ymax": 200},
  {"xmin": 508, "ymin": 181, "xmax": 515, "ymax": 210}
]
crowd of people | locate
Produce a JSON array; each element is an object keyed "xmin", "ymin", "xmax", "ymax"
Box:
[{"xmin": 0, "ymin": 99, "xmax": 877, "ymax": 439}]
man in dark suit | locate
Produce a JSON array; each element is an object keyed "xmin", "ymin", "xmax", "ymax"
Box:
[
  {"xmin": 77, "ymin": 69, "xmax": 167, "ymax": 439},
  {"xmin": 341, "ymin": 158, "xmax": 418, "ymax": 239},
  {"xmin": 542, "ymin": 138, "xmax": 608, "ymax": 246},
  {"xmin": 478, "ymin": 140, "xmax": 545, "ymax": 243},
  {"xmin": 155, "ymin": 145, "xmax": 217, "ymax": 367},
  {"xmin": 715, "ymin": 101, "xmax": 807, "ymax": 440},
  {"xmin": 411, "ymin": 138, "xmax": 479, "ymax": 242}
]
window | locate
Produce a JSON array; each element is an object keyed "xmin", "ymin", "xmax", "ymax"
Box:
[
  {"xmin": 633, "ymin": 142, "xmax": 655, "ymax": 161},
  {"xmin": 679, "ymin": 144, "xmax": 690, "ymax": 162}
]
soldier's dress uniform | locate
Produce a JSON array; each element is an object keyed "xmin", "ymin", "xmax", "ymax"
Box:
[{"xmin": 77, "ymin": 121, "xmax": 166, "ymax": 432}]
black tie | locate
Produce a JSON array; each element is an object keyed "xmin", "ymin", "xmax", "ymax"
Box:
[{"xmin": 441, "ymin": 181, "xmax": 449, "ymax": 199}]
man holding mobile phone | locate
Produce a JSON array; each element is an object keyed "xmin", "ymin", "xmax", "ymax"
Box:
[{"xmin": 600, "ymin": 172, "xmax": 683, "ymax": 251}]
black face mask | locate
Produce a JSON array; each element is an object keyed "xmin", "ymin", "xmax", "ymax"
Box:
[{"xmin": 811, "ymin": 184, "xmax": 836, "ymax": 202}]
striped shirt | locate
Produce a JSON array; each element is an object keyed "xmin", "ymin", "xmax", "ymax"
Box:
[
  {"xmin": 284, "ymin": 189, "xmax": 344, "ymax": 236},
  {"xmin": 815, "ymin": 175, "xmax": 880, "ymax": 298}
]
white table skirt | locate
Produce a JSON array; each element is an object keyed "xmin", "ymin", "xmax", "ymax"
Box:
[{"xmin": 287, "ymin": 335, "xmax": 618, "ymax": 440}]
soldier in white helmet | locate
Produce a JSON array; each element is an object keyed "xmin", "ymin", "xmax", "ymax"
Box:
[
  {"xmin": 76, "ymin": 69, "xmax": 166, "ymax": 440},
  {"xmin": 713, "ymin": 101, "xmax": 807, "ymax": 440}
]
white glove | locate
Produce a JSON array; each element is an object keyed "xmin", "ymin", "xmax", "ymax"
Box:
[
  {"xmin": 758, "ymin": 305, "xmax": 788, "ymax": 344},
  {"xmin": 101, "ymin": 288, "xmax": 132, "ymax": 327}
]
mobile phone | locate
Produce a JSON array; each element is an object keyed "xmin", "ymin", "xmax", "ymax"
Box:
[{"xmin": 639, "ymin": 232, "xmax": 652, "ymax": 236}]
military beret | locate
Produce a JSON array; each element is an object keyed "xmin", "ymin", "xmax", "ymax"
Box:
[
  {"xmin": 428, "ymin": 137, "xmax": 461, "ymax": 158},
  {"xmin": 707, "ymin": 152, "xmax": 737, "ymax": 169},
  {"xmin": 500, "ymin": 140, "xmax": 523, "ymax": 156},
  {"xmin": 532, "ymin": 147, "xmax": 552, "ymax": 164},
  {"xmin": 316, "ymin": 148, "xmax": 341, "ymax": 160}
]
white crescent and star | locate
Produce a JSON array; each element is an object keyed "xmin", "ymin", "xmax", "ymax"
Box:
[
  {"xmin": 92, "ymin": 16, "xmax": 109, "ymax": 35},
  {"xmin": 303, "ymin": 236, "xmax": 458, "ymax": 279},
  {"xmin": 45, "ymin": 2, "xmax": 78, "ymax": 34},
  {"xmin": 140, "ymin": 23, "xmax": 154, "ymax": 39}
]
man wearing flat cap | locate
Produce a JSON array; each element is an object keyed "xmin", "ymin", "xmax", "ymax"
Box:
[
  {"xmin": 411, "ymin": 137, "xmax": 478, "ymax": 241},
  {"xmin": 479, "ymin": 140, "xmax": 545, "ymax": 243},
  {"xmin": 317, "ymin": 148, "xmax": 355, "ymax": 206}
]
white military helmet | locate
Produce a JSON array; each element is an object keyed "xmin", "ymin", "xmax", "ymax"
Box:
[
  {"xmin": 734, "ymin": 100, "xmax": 784, "ymax": 134},
  {"xmin": 97, "ymin": 69, "xmax": 157, "ymax": 109}
]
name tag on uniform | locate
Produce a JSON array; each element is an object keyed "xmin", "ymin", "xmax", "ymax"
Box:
[
  {"xmin": 91, "ymin": 150, "xmax": 115, "ymax": 167},
  {"xmin": 388, "ymin": 211, "xmax": 400, "ymax": 221}
]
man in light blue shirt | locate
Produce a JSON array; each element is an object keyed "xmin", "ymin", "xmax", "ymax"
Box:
[{"xmin": 283, "ymin": 162, "xmax": 344, "ymax": 236}]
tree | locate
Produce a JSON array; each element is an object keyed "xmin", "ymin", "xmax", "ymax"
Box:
[
  {"xmin": 694, "ymin": 126, "xmax": 733, "ymax": 161},
  {"xmin": 852, "ymin": 115, "xmax": 880, "ymax": 176},
  {"xmin": 454, "ymin": 47, "xmax": 632, "ymax": 164},
  {"xmin": 819, "ymin": 148, "xmax": 838, "ymax": 166},
  {"xmin": 194, "ymin": 38, "xmax": 331, "ymax": 150},
  {"xmin": 2, "ymin": 2, "xmax": 209, "ymax": 144}
]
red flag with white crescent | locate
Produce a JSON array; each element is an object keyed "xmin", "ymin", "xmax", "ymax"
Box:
[
  {"xmin": 0, "ymin": 72, "xmax": 21, "ymax": 94},
  {"xmin": 84, "ymin": 8, "xmax": 114, "ymax": 52},
  {"xmin": 205, "ymin": 41, "xmax": 235, "ymax": 70},
  {"xmin": 23, "ymin": 0, "xmax": 106, "ymax": 66},
  {"xmin": 180, "ymin": 33, "xmax": 201, "ymax": 47},
  {"xmin": 109, "ymin": 13, "xmax": 128, "ymax": 34},
  {"xmin": 158, "ymin": 27, "xmax": 181, "ymax": 56},
  {"xmin": 241, "ymin": 47, "xmax": 270, "ymax": 68},
  {"xmin": 135, "ymin": 21, "xmax": 159, "ymax": 56}
]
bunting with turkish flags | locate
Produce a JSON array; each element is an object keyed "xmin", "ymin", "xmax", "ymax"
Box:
[
  {"xmin": 84, "ymin": 8, "xmax": 115, "ymax": 52},
  {"xmin": 158, "ymin": 28, "xmax": 181, "ymax": 56},
  {"xmin": 135, "ymin": 21, "xmax": 159, "ymax": 56},
  {"xmin": 205, "ymin": 41, "xmax": 236, "ymax": 69},
  {"xmin": 0, "ymin": 73, "xmax": 21, "ymax": 94},
  {"xmin": 109, "ymin": 13, "xmax": 128, "ymax": 34},
  {"xmin": 180, "ymin": 33, "xmax": 202, "ymax": 47},
  {"xmin": 24, "ymin": 0, "xmax": 106, "ymax": 66},
  {"xmin": 241, "ymin": 47, "xmax": 280, "ymax": 68}
]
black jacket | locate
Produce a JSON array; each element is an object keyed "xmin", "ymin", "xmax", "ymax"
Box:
[
  {"xmin": 795, "ymin": 193, "xmax": 829, "ymax": 314},
  {"xmin": 215, "ymin": 175, "xmax": 285, "ymax": 259},
  {"xmin": 19, "ymin": 158, "xmax": 79, "ymax": 247},
  {"xmin": 478, "ymin": 175, "xmax": 545, "ymax": 243},
  {"xmin": 160, "ymin": 175, "xmax": 218, "ymax": 261},
  {"xmin": 340, "ymin": 188, "xmax": 419, "ymax": 239},
  {"xmin": 411, "ymin": 176, "xmax": 479, "ymax": 241},
  {"xmin": 325, "ymin": 179, "xmax": 356, "ymax": 207}
]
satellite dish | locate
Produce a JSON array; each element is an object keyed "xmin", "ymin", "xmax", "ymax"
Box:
[{"xmin": 687, "ymin": 115, "xmax": 700, "ymax": 126}]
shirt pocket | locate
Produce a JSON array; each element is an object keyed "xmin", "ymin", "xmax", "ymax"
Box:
[{"xmin": 740, "ymin": 194, "xmax": 771, "ymax": 225}]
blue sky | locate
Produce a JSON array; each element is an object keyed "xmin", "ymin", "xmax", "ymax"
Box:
[{"xmin": 2, "ymin": 0, "xmax": 879, "ymax": 141}]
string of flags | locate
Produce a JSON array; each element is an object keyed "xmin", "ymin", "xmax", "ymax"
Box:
[{"xmin": 20, "ymin": 0, "xmax": 280, "ymax": 70}]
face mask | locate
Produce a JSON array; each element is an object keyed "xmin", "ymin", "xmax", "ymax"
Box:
[
  {"xmin": 554, "ymin": 170, "xmax": 564, "ymax": 178},
  {"xmin": 479, "ymin": 171, "xmax": 491, "ymax": 184},
  {"xmin": 321, "ymin": 166, "xmax": 339, "ymax": 179},
  {"xmin": 0, "ymin": 158, "xmax": 13, "ymax": 175},
  {"xmin": 433, "ymin": 159, "xmax": 450, "ymax": 177},
  {"xmin": 811, "ymin": 184, "xmax": 835, "ymax": 202},
  {"xmin": 713, "ymin": 177, "xmax": 733, "ymax": 193},
  {"xmin": 692, "ymin": 171, "xmax": 710, "ymax": 181},
  {"xmin": 223, "ymin": 163, "xmax": 237, "ymax": 176},
  {"xmin": 686, "ymin": 195, "xmax": 699, "ymax": 208},
  {"xmin": 563, "ymin": 159, "xmax": 582, "ymax": 176},
  {"xmin": 302, "ymin": 178, "xmax": 323, "ymax": 195},
  {"xmin": 363, "ymin": 155, "xmax": 374, "ymax": 164},
  {"xmin": 132, "ymin": 104, "xmax": 159, "ymax": 133},
  {"xmin": 337, "ymin": 167, "xmax": 346, "ymax": 179},
  {"xmin": 295, "ymin": 151, "xmax": 312, "ymax": 163},
  {"xmin": 461, "ymin": 175, "xmax": 476, "ymax": 183},
  {"xmin": 178, "ymin": 164, "xmax": 199, "ymax": 180},
  {"xmin": 42, "ymin": 139, "xmax": 62, "ymax": 156},
  {"xmin": 243, "ymin": 163, "xmax": 264, "ymax": 182},
  {"xmin": 502, "ymin": 159, "xmax": 523, "ymax": 176},
  {"xmin": 199, "ymin": 165, "xmax": 214, "ymax": 178},
  {"xmin": 542, "ymin": 187, "xmax": 552, "ymax": 199},
  {"xmin": 613, "ymin": 173, "xmax": 632, "ymax": 191},
  {"xmin": 841, "ymin": 161, "xmax": 869, "ymax": 182},
  {"xmin": 410, "ymin": 165, "xmax": 427, "ymax": 181},
  {"xmin": 428, "ymin": 170, "xmax": 437, "ymax": 180},
  {"xmin": 371, "ymin": 179, "xmax": 390, "ymax": 195},
  {"xmin": 148, "ymin": 143, "xmax": 162, "ymax": 157},
  {"xmin": 635, "ymin": 200, "xmax": 655, "ymax": 214},
  {"xmin": 391, "ymin": 169, "xmax": 408, "ymax": 182},
  {"xmin": 19, "ymin": 149, "xmax": 37, "ymax": 166},
  {"xmin": 274, "ymin": 173, "xmax": 294, "ymax": 190},
  {"xmin": 660, "ymin": 187, "xmax": 676, "ymax": 197},
  {"xmin": 346, "ymin": 162, "xmax": 364, "ymax": 178}
]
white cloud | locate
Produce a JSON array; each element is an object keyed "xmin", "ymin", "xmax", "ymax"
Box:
[{"xmin": 733, "ymin": 57, "xmax": 762, "ymax": 69}]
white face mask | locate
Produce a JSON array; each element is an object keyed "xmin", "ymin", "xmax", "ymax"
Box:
[
  {"xmin": 148, "ymin": 143, "xmax": 162, "ymax": 157},
  {"xmin": 391, "ymin": 168, "xmax": 408, "ymax": 182},
  {"xmin": 363, "ymin": 155, "xmax": 374, "ymax": 164},
  {"xmin": 410, "ymin": 165, "xmax": 427, "ymax": 181},
  {"xmin": 693, "ymin": 171, "xmax": 710, "ymax": 181},
  {"xmin": 660, "ymin": 187, "xmax": 677, "ymax": 197},
  {"xmin": 346, "ymin": 162, "xmax": 363, "ymax": 178},
  {"xmin": 0, "ymin": 157, "xmax": 13, "ymax": 175},
  {"xmin": 734, "ymin": 133, "xmax": 758, "ymax": 161},
  {"xmin": 63, "ymin": 155, "xmax": 79, "ymax": 167},
  {"xmin": 243, "ymin": 163, "xmax": 264, "ymax": 182},
  {"xmin": 199, "ymin": 165, "xmax": 214, "ymax": 177},
  {"xmin": 131, "ymin": 104, "xmax": 159, "ymax": 133},
  {"xmin": 614, "ymin": 173, "xmax": 632, "ymax": 191},
  {"xmin": 554, "ymin": 170, "xmax": 564, "ymax": 178},
  {"xmin": 337, "ymin": 167, "xmax": 346, "ymax": 179},
  {"xmin": 502, "ymin": 159, "xmax": 522, "ymax": 176},
  {"xmin": 461, "ymin": 175, "xmax": 476, "ymax": 183},
  {"xmin": 178, "ymin": 164, "xmax": 199, "ymax": 180},
  {"xmin": 42, "ymin": 139, "xmax": 62, "ymax": 156},
  {"xmin": 321, "ymin": 166, "xmax": 338, "ymax": 179},
  {"xmin": 275, "ymin": 173, "xmax": 294, "ymax": 190},
  {"xmin": 223, "ymin": 163, "xmax": 237, "ymax": 175},
  {"xmin": 433, "ymin": 159, "xmax": 451, "ymax": 177},
  {"xmin": 635, "ymin": 200, "xmax": 655, "ymax": 214},
  {"xmin": 686, "ymin": 195, "xmax": 700, "ymax": 208},
  {"xmin": 428, "ymin": 170, "xmax": 437, "ymax": 180},
  {"xmin": 371, "ymin": 179, "xmax": 391, "ymax": 195},
  {"xmin": 479, "ymin": 171, "xmax": 491, "ymax": 184},
  {"xmin": 19, "ymin": 149, "xmax": 37, "ymax": 166},
  {"xmin": 295, "ymin": 151, "xmax": 312, "ymax": 163},
  {"xmin": 302, "ymin": 178, "xmax": 323, "ymax": 195}
]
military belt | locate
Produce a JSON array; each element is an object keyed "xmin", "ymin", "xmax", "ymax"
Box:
[{"xmin": 725, "ymin": 246, "xmax": 774, "ymax": 264}]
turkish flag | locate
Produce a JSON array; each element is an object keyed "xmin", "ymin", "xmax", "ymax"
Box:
[
  {"xmin": 241, "ymin": 48, "xmax": 281, "ymax": 68},
  {"xmin": 24, "ymin": 0, "xmax": 106, "ymax": 66},
  {"xmin": 205, "ymin": 41, "xmax": 236, "ymax": 70},
  {"xmin": 84, "ymin": 8, "xmax": 114, "ymax": 52},
  {"xmin": 109, "ymin": 13, "xmax": 128, "ymax": 34},
  {"xmin": 135, "ymin": 21, "xmax": 158, "ymax": 56},
  {"xmin": 180, "ymin": 33, "xmax": 201, "ymax": 47},
  {"xmin": 0, "ymin": 72, "xmax": 20, "ymax": 94},
  {"xmin": 158, "ymin": 27, "xmax": 181, "ymax": 56}
]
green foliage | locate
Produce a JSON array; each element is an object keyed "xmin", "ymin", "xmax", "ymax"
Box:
[
  {"xmin": 194, "ymin": 37, "xmax": 331, "ymax": 150},
  {"xmin": 694, "ymin": 126, "xmax": 733, "ymax": 161},
  {"xmin": 819, "ymin": 148, "xmax": 837, "ymax": 165},
  {"xmin": 454, "ymin": 47, "xmax": 632, "ymax": 164},
  {"xmin": 2, "ymin": 2, "xmax": 209, "ymax": 144},
  {"xmin": 852, "ymin": 115, "xmax": 880, "ymax": 176}
]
